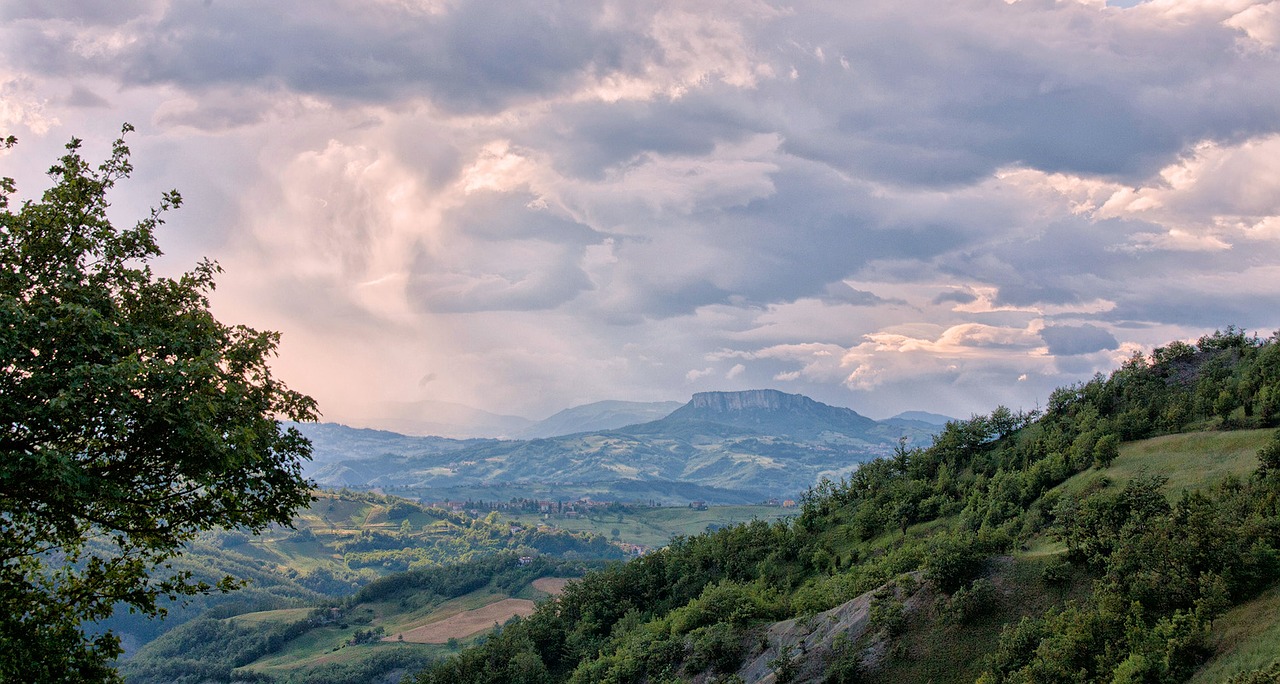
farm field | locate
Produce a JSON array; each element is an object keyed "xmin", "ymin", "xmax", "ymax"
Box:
[
  {"xmin": 391, "ymin": 598, "xmax": 537, "ymax": 643},
  {"xmin": 387, "ymin": 575, "xmax": 572, "ymax": 644}
]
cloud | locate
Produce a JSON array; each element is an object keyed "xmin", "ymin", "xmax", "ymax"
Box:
[
  {"xmin": 6, "ymin": 0, "xmax": 1280, "ymax": 424},
  {"xmin": 1040, "ymin": 324, "xmax": 1120, "ymax": 356}
]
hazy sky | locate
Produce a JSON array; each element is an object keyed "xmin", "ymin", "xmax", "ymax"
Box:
[{"xmin": 4, "ymin": 0, "xmax": 1280, "ymax": 429}]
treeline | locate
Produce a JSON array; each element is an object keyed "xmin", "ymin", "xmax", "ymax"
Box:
[
  {"xmin": 410, "ymin": 328, "xmax": 1280, "ymax": 683},
  {"xmin": 337, "ymin": 511, "xmax": 625, "ymax": 572}
]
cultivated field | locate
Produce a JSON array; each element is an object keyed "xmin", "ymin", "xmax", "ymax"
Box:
[
  {"xmin": 531, "ymin": 577, "xmax": 571, "ymax": 596},
  {"xmin": 389, "ymin": 598, "xmax": 537, "ymax": 643}
]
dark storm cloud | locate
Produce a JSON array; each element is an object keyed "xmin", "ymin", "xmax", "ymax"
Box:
[
  {"xmin": 64, "ymin": 86, "xmax": 109, "ymax": 109},
  {"xmin": 933, "ymin": 290, "xmax": 977, "ymax": 306},
  {"xmin": 1107, "ymin": 290, "xmax": 1280, "ymax": 332},
  {"xmin": 1040, "ymin": 324, "xmax": 1119, "ymax": 356},
  {"xmin": 446, "ymin": 191, "xmax": 604, "ymax": 244},
  {"xmin": 521, "ymin": 91, "xmax": 762, "ymax": 180},
  {"xmin": 749, "ymin": 0, "xmax": 1280, "ymax": 187},
  {"xmin": 821, "ymin": 282, "xmax": 900, "ymax": 306},
  {"xmin": 0, "ymin": 0, "xmax": 155, "ymax": 23},
  {"xmin": 968, "ymin": 86, "xmax": 1178, "ymax": 177},
  {"xmin": 10, "ymin": 0, "xmax": 1280, "ymax": 423},
  {"xmin": 640, "ymin": 165, "xmax": 970, "ymax": 310},
  {"xmin": 403, "ymin": 192, "xmax": 601, "ymax": 313},
  {"xmin": 406, "ymin": 244, "xmax": 595, "ymax": 313},
  {"xmin": 7, "ymin": 0, "xmax": 641, "ymax": 114}
]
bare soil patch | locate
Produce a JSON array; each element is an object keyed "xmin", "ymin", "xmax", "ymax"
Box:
[
  {"xmin": 532, "ymin": 577, "xmax": 571, "ymax": 596},
  {"xmin": 387, "ymin": 598, "xmax": 536, "ymax": 644}
]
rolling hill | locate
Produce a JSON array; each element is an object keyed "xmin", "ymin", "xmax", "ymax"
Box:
[{"xmin": 515, "ymin": 400, "xmax": 685, "ymax": 439}]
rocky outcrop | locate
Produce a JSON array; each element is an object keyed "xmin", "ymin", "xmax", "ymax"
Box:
[{"xmin": 733, "ymin": 573, "xmax": 923, "ymax": 684}]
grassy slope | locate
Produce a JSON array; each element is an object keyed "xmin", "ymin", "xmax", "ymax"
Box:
[
  {"xmin": 1056, "ymin": 429, "xmax": 1272, "ymax": 496},
  {"xmin": 1190, "ymin": 584, "xmax": 1280, "ymax": 683},
  {"xmin": 867, "ymin": 429, "xmax": 1278, "ymax": 684}
]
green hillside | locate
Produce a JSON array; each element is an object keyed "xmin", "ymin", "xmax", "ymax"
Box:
[
  {"xmin": 121, "ymin": 554, "xmax": 591, "ymax": 684},
  {"xmin": 102, "ymin": 490, "xmax": 623, "ymax": 667},
  {"xmin": 406, "ymin": 328, "xmax": 1280, "ymax": 684}
]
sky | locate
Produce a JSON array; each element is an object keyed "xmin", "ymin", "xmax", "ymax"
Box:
[{"xmin": 3, "ymin": 0, "xmax": 1280, "ymax": 433}]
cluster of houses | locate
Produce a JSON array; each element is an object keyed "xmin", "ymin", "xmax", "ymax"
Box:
[{"xmin": 426, "ymin": 496, "xmax": 799, "ymax": 515}]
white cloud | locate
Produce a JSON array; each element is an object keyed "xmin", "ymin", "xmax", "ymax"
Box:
[{"xmin": 0, "ymin": 75, "xmax": 58, "ymax": 134}]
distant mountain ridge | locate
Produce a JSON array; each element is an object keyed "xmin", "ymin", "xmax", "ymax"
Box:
[
  {"xmin": 886, "ymin": 410, "xmax": 955, "ymax": 426},
  {"xmin": 300, "ymin": 390, "xmax": 947, "ymax": 503},
  {"xmin": 345, "ymin": 399, "xmax": 533, "ymax": 438},
  {"xmin": 517, "ymin": 400, "xmax": 684, "ymax": 439}
]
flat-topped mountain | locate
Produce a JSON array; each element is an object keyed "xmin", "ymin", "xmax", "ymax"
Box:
[
  {"xmin": 683, "ymin": 389, "xmax": 834, "ymax": 412},
  {"xmin": 659, "ymin": 390, "xmax": 878, "ymax": 440}
]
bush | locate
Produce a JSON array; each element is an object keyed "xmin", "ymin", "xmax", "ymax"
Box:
[
  {"xmin": 923, "ymin": 532, "xmax": 987, "ymax": 593},
  {"xmin": 868, "ymin": 587, "xmax": 905, "ymax": 638},
  {"xmin": 937, "ymin": 578, "xmax": 997, "ymax": 625},
  {"xmin": 685, "ymin": 622, "xmax": 745, "ymax": 675},
  {"xmin": 823, "ymin": 632, "xmax": 863, "ymax": 684},
  {"xmin": 1040, "ymin": 560, "xmax": 1072, "ymax": 586},
  {"xmin": 1226, "ymin": 660, "xmax": 1280, "ymax": 684}
]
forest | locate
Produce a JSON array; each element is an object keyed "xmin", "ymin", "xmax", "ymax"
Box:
[{"xmin": 410, "ymin": 327, "xmax": 1280, "ymax": 683}]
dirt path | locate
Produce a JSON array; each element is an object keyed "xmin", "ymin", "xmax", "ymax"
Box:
[{"xmin": 386, "ymin": 598, "xmax": 536, "ymax": 644}]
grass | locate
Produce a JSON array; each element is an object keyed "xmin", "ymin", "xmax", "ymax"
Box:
[
  {"xmin": 1188, "ymin": 583, "xmax": 1280, "ymax": 683},
  {"xmin": 859, "ymin": 429, "xmax": 1273, "ymax": 684},
  {"xmin": 227, "ymin": 607, "xmax": 314, "ymax": 626},
  {"xmin": 243, "ymin": 635, "xmax": 437, "ymax": 674},
  {"xmin": 1055, "ymin": 429, "xmax": 1272, "ymax": 497}
]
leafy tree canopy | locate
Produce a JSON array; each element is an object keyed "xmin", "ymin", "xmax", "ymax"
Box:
[{"xmin": 0, "ymin": 127, "xmax": 317, "ymax": 681}]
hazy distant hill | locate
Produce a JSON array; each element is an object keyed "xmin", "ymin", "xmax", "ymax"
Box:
[
  {"xmin": 342, "ymin": 399, "xmax": 534, "ymax": 438},
  {"xmin": 517, "ymin": 400, "xmax": 684, "ymax": 439},
  {"xmin": 301, "ymin": 390, "xmax": 943, "ymax": 502},
  {"xmin": 887, "ymin": 410, "xmax": 955, "ymax": 426},
  {"xmin": 289, "ymin": 422, "xmax": 487, "ymax": 465}
]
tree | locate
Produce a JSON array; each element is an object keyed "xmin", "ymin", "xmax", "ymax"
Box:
[
  {"xmin": 0, "ymin": 128, "xmax": 317, "ymax": 680},
  {"xmin": 1093, "ymin": 433, "xmax": 1120, "ymax": 469}
]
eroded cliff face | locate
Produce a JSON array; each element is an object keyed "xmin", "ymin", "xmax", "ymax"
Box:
[{"xmin": 686, "ymin": 390, "xmax": 810, "ymax": 413}]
